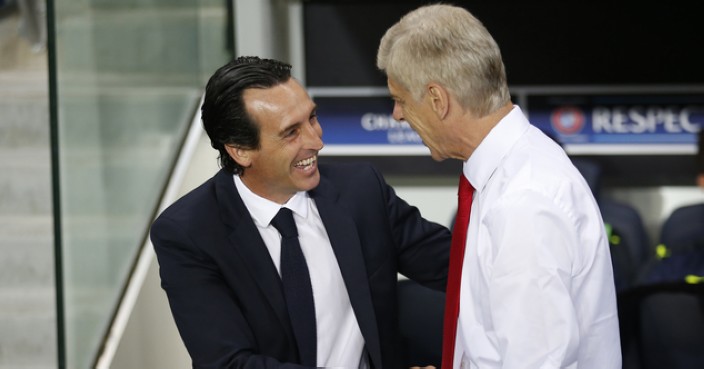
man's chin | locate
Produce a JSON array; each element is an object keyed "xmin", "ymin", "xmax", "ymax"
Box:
[
  {"xmin": 429, "ymin": 150, "xmax": 447, "ymax": 162},
  {"xmin": 298, "ymin": 171, "xmax": 321, "ymax": 192}
]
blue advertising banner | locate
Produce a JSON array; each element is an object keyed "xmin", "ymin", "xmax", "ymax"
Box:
[
  {"xmin": 310, "ymin": 89, "xmax": 704, "ymax": 155},
  {"xmin": 313, "ymin": 96, "xmax": 427, "ymax": 155},
  {"xmin": 526, "ymin": 94, "xmax": 704, "ymax": 154}
]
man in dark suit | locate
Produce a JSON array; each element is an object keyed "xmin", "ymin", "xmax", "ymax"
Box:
[{"xmin": 150, "ymin": 56, "xmax": 451, "ymax": 369}]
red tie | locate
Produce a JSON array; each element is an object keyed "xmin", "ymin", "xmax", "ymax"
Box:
[{"xmin": 442, "ymin": 175, "xmax": 474, "ymax": 369}]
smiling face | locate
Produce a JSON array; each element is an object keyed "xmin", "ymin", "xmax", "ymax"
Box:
[
  {"xmin": 387, "ymin": 77, "xmax": 448, "ymax": 161},
  {"xmin": 228, "ymin": 79, "xmax": 323, "ymax": 204}
]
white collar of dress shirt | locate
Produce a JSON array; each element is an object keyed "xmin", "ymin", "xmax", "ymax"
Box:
[
  {"xmin": 464, "ymin": 105, "xmax": 530, "ymax": 192},
  {"xmin": 233, "ymin": 175, "xmax": 310, "ymax": 228}
]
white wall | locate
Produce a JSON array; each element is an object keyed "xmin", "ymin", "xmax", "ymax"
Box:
[
  {"xmin": 234, "ymin": 0, "xmax": 293, "ymax": 65},
  {"xmin": 392, "ymin": 184, "xmax": 456, "ymax": 228}
]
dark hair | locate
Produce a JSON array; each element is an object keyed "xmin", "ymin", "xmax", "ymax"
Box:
[{"xmin": 201, "ymin": 56, "xmax": 292, "ymax": 174}]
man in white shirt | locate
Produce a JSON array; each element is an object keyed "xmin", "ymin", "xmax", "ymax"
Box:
[{"xmin": 377, "ymin": 4, "xmax": 621, "ymax": 368}]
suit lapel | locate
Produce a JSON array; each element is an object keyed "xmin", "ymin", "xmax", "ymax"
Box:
[
  {"xmin": 213, "ymin": 170, "xmax": 292, "ymax": 339},
  {"xmin": 213, "ymin": 169, "xmax": 382, "ymax": 367},
  {"xmin": 309, "ymin": 177, "xmax": 382, "ymax": 369}
]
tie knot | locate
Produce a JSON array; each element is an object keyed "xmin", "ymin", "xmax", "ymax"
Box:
[{"xmin": 271, "ymin": 207, "xmax": 298, "ymax": 238}]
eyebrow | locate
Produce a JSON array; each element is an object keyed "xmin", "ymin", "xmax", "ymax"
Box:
[{"xmin": 278, "ymin": 103, "xmax": 317, "ymax": 137}]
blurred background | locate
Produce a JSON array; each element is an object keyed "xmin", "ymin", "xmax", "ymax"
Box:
[{"xmin": 1, "ymin": 1, "xmax": 703, "ymax": 368}]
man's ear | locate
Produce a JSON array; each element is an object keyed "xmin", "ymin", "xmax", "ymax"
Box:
[
  {"xmin": 427, "ymin": 83, "xmax": 450, "ymax": 119},
  {"xmin": 225, "ymin": 145, "xmax": 252, "ymax": 168}
]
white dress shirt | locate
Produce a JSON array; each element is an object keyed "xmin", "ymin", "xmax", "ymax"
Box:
[
  {"xmin": 454, "ymin": 106, "xmax": 622, "ymax": 368},
  {"xmin": 234, "ymin": 176, "xmax": 366, "ymax": 368}
]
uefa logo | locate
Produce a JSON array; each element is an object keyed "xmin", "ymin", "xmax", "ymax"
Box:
[{"xmin": 550, "ymin": 106, "xmax": 585, "ymax": 136}]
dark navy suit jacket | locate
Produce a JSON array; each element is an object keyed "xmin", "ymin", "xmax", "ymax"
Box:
[{"xmin": 150, "ymin": 162, "xmax": 451, "ymax": 369}]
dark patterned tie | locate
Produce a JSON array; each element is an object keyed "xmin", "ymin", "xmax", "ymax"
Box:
[
  {"xmin": 442, "ymin": 175, "xmax": 474, "ymax": 369},
  {"xmin": 271, "ymin": 208, "xmax": 317, "ymax": 366}
]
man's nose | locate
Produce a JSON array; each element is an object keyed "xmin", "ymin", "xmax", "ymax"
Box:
[{"xmin": 303, "ymin": 123, "xmax": 324, "ymax": 150}]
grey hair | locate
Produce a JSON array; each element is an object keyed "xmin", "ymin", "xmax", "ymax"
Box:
[{"xmin": 377, "ymin": 4, "xmax": 511, "ymax": 117}]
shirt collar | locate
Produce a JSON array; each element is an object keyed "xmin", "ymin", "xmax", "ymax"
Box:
[
  {"xmin": 464, "ymin": 105, "xmax": 530, "ymax": 192},
  {"xmin": 234, "ymin": 175, "xmax": 310, "ymax": 227}
]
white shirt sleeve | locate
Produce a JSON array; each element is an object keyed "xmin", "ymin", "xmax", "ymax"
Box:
[{"xmin": 484, "ymin": 190, "xmax": 580, "ymax": 368}]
